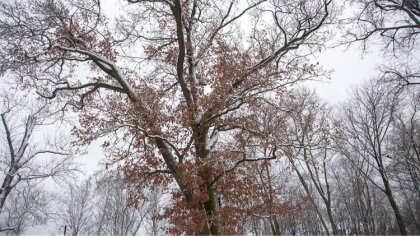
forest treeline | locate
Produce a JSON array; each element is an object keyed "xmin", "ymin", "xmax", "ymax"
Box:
[{"xmin": 0, "ymin": 0, "xmax": 418, "ymax": 235}]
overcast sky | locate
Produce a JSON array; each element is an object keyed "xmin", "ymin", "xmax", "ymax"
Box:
[{"xmin": 310, "ymin": 45, "xmax": 385, "ymax": 103}]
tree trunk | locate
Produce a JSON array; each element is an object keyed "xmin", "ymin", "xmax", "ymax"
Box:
[
  {"xmin": 0, "ymin": 168, "xmax": 15, "ymax": 211},
  {"xmin": 326, "ymin": 201, "xmax": 338, "ymax": 235},
  {"xmin": 270, "ymin": 216, "xmax": 281, "ymax": 235},
  {"xmin": 202, "ymin": 185, "xmax": 220, "ymax": 235},
  {"xmin": 379, "ymin": 168, "xmax": 408, "ymax": 235}
]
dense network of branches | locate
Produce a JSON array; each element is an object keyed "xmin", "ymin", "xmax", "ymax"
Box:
[{"xmin": 0, "ymin": 0, "xmax": 418, "ymax": 235}]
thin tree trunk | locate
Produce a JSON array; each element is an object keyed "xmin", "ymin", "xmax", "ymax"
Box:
[
  {"xmin": 270, "ymin": 216, "xmax": 281, "ymax": 236},
  {"xmin": 378, "ymin": 167, "xmax": 408, "ymax": 235},
  {"xmin": 0, "ymin": 168, "xmax": 15, "ymax": 211},
  {"xmin": 291, "ymin": 164, "xmax": 331, "ymax": 235}
]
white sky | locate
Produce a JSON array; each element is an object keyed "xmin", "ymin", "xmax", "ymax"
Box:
[{"xmin": 308, "ymin": 45, "xmax": 384, "ymax": 104}]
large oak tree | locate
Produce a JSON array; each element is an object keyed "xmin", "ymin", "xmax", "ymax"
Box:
[{"xmin": 0, "ymin": 0, "xmax": 335, "ymax": 233}]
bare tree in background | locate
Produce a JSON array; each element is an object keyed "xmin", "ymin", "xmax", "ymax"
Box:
[
  {"xmin": 277, "ymin": 88, "xmax": 338, "ymax": 235},
  {"xmin": 378, "ymin": 63, "xmax": 420, "ymax": 88},
  {"xmin": 56, "ymin": 177, "xmax": 95, "ymax": 236},
  {"xmin": 0, "ymin": 183, "xmax": 51, "ymax": 235},
  {"xmin": 143, "ymin": 186, "xmax": 165, "ymax": 236},
  {"xmin": 334, "ymin": 79, "xmax": 408, "ymax": 234},
  {"xmin": 389, "ymin": 89, "xmax": 420, "ymax": 196},
  {"xmin": 344, "ymin": 0, "xmax": 420, "ymax": 87},
  {"xmin": 0, "ymin": 90, "xmax": 78, "ymax": 233},
  {"xmin": 330, "ymin": 157, "xmax": 396, "ymax": 235},
  {"xmin": 344, "ymin": 0, "xmax": 419, "ymax": 54},
  {"xmin": 340, "ymin": 2, "xmax": 420, "ymax": 231},
  {"xmin": 94, "ymin": 172, "xmax": 153, "ymax": 235},
  {"xmin": 56, "ymin": 169, "xmax": 165, "ymax": 235},
  {"xmin": 388, "ymin": 88, "xmax": 420, "ymax": 233}
]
